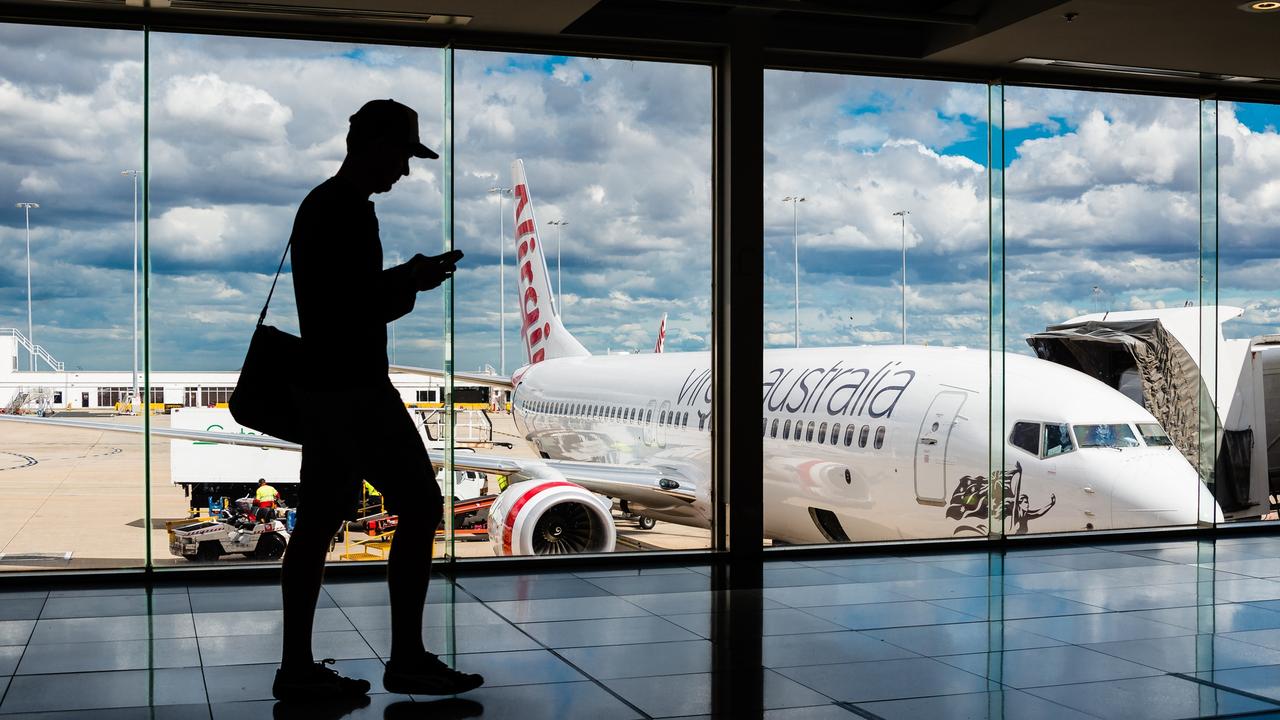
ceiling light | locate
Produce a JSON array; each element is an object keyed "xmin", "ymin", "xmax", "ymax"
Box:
[
  {"xmin": 164, "ymin": 1, "xmax": 471, "ymax": 25},
  {"xmin": 1240, "ymin": 1, "xmax": 1280, "ymax": 12},
  {"xmin": 1014, "ymin": 58, "xmax": 1275, "ymax": 84}
]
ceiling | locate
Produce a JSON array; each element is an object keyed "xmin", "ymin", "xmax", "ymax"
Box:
[{"xmin": 9, "ymin": 0, "xmax": 1280, "ymax": 96}]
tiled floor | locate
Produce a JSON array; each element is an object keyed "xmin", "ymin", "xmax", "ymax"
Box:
[{"xmin": 6, "ymin": 538, "xmax": 1280, "ymax": 718}]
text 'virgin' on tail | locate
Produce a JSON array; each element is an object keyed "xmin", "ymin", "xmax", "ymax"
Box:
[{"xmin": 512, "ymin": 159, "xmax": 590, "ymax": 365}]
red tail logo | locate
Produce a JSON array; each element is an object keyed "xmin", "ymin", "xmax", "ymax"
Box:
[{"xmin": 514, "ymin": 182, "xmax": 550, "ymax": 364}]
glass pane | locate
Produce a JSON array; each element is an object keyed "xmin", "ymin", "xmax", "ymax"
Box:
[
  {"xmin": 1007, "ymin": 87, "xmax": 1206, "ymax": 533},
  {"xmin": 0, "ymin": 23, "xmax": 146, "ymax": 571},
  {"xmin": 1217, "ymin": 99, "xmax": 1280, "ymax": 525},
  {"xmin": 763, "ymin": 70, "xmax": 991, "ymax": 544},
  {"xmin": 146, "ymin": 33, "xmax": 445, "ymax": 567},
  {"xmin": 454, "ymin": 51, "xmax": 713, "ymax": 557}
]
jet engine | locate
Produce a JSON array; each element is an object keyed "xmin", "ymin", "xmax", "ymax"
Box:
[{"xmin": 488, "ymin": 479, "xmax": 616, "ymax": 556}]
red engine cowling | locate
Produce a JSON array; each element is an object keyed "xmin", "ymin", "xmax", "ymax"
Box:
[{"xmin": 488, "ymin": 479, "xmax": 616, "ymax": 556}]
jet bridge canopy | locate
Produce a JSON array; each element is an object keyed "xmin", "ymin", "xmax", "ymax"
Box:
[{"xmin": 1026, "ymin": 319, "xmax": 1210, "ymax": 476}]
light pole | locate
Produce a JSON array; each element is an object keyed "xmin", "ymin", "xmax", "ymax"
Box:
[
  {"xmin": 15, "ymin": 202, "xmax": 39, "ymax": 371},
  {"xmin": 488, "ymin": 186, "xmax": 511, "ymax": 374},
  {"xmin": 892, "ymin": 210, "xmax": 910, "ymax": 344},
  {"xmin": 782, "ymin": 196, "xmax": 805, "ymax": 348},
  {"xmin": 122, "ymin": 170, "xmax": 141, "ymax": 409},
  {"xmin": 547, "ymin": 219, "xmax": 568, "ymax": 317}
]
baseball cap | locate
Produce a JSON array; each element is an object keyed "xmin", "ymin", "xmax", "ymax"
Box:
[{"xmin": 348, "ymin": 99, "xmax": 438, "ymax": 159}]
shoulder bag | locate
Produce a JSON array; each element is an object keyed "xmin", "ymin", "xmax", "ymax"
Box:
[{"xmin": 228, "ymin": 240, "xmax": 305, "ymax": 443}]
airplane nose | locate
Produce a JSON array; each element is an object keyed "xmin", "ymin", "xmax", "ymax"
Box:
[{"xmin": 1199, "ymin": 479, "xmax": 1226, "ymax": 524}]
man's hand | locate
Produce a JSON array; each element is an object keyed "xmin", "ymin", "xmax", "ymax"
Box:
[{"xmin": 410, "ymin": 250, "xmax": 464, "ymax": 291}]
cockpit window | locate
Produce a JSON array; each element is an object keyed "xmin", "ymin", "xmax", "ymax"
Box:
[
  {"xmin": 1136, "ymin": 423, "xmax": 1173, "ymax": 447},
  {"xmin": 1010, "ymin": 422, "xmax": 1039, "ymax": 455},
  {"xmin": 1073, "ymin": 423, "xmax": 1141, "ymax": 449},
  {"xmin": 1042, "ymin": 423, "xmax": 1074, "ymax": 458}
]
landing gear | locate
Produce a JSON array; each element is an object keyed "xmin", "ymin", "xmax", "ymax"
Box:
[{"xmin": 617, "ymin": 500, "xmax": 657, "ymax": 531}]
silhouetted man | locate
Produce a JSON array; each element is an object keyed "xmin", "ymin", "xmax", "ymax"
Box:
[{"xmin": 272, "ymin": 99, "xmax": 483, "ymax": 701}]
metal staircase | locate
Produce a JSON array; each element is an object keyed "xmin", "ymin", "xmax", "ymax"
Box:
[{"xmin": 1, "ymin": 328, "xmax": 64, "ymax": 372}]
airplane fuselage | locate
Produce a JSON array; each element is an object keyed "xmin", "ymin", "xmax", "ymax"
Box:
[{"xmin": 511, "ymin": 345, "xmax": 1215, "ymax": 544}]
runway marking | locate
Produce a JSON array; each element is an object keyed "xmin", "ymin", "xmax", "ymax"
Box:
[
  {"xmin": 0, "ymin": 451, "xmax": 37, "ymax": 471},
  {"xmin": 0, "ymin": 446, "xmax": 123, "ymax": 468}
]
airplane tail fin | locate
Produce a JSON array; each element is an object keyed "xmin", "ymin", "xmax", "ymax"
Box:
[
  {"xmin": 512, "ymin": 159, "xmax": 590, "ymax": 365},
  {"xmin": 654, "ymin": 312, "xmax": 667, "ymax": 353}
]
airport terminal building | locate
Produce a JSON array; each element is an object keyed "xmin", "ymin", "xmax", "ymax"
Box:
[{"xmin": 0, "ymin": 330, "xmax": 452, "ymax": 411}]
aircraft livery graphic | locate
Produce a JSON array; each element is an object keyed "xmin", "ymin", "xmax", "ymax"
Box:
[{"xmin": 946, "ymin": 462, "xmax": 1058, "ymax": 536}]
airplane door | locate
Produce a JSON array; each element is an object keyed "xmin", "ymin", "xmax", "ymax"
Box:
[{"xmin": 915, "ymin": 391, "xmax": 968, "ymax": 503}]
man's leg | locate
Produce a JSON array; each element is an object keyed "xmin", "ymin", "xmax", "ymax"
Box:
[
  {"xmin": 280, "ymin": 505, "xmax": 343, "ymax": 672},
  {"xmin": 386, "ymin": 493, "xmax": 442, "ymax": 664}
]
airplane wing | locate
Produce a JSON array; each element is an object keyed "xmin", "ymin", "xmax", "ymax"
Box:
[
  {"xmin": 430, "ymin": 452, "xmax": 697, "ymax": 506},
  {"xmin": 0, "ymin": 414, "xmax": 301, "ymax": 450},
  {"xmin": 0, "ymin": 415, "xmax": 695, "ymax": 507},
  {"xmin": 390, "ymin": 364, "xmax": 513, "ymax": 389}
]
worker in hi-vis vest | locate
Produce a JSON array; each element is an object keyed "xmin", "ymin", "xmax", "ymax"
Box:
[{"xmin": 255, "ymin": 478, "xmax": 280, "ymax": 523}]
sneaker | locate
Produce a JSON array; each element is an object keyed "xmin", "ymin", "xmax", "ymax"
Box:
[
  {"xmin": 383, "ymin": 653, "xmax": 485, "ymax": 695},
  {"xmin": 272, "ymin": 658, "xmax": 372, "ymax": 701}
]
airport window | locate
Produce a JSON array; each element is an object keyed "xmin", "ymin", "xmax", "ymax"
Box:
[
  {"xmin": 806, "ymin": 421, "xmax": 815, "ymax": 442},
  {"xmin": 873, "ymin": 426, "xmax": 886, "ymax": 449},
  {"xmin": 1010, "ymin": 422, "xmax": 1040, "ymax": 455},
  {"xmin": 858, "ymin": 426, "xmax": 870, "ymax": 449},
  {"xmin": 771, "ymin": 419, "xmax": 779, "ymax": 438},
  {"xmin": 1042, "ymin": 423, "xmax": 1074, "ymax": 458},
  {"xmin": 184, "ymin": 387, "xmax": 199, "ymax": 407}
]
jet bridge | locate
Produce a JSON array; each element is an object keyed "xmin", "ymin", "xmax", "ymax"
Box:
[{"xmin": 1028, "ymin": 307, "xmax": 1276, "ymax": 520}]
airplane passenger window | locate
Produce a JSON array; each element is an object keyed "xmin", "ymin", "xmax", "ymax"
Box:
[
  {"xmin": 830, "ymin": 423, "xmax": 840, "ymax": 445},
  {"xmin": 794, "ymin": 421, "xmax": 804, "ymax": 441},
  {"xmin": 873, "ymin": 426, "xmax": 885, "ymax": 449},
  {"xmin": 1042, "ymin": 423, "xmax": 1074, "ymax": 458},
  {"xmin": 817, "ymin": 422, "xmax": 828, "ymax": 444},
  {"xmin": 646, "ymin": 409, "xmax": 653, "ymax": 422},
  {"xmin": 1010, "ymin": 421, "xmax": 1040, "ymax": 455},
  {"xmin": 806, "ymin": 421, "xmax": 815, "ymax": 442},
  {"xmin": 771, "ymin": 419, "xmax": 779, "ymax": 438},
  {"xmin": 858, "ymin": 426, "xmax": 869, "ymax": 448},
  {"xmin": 684, "ymin": 412, "xmax": 690, "ymax": 426},
  {"xmin": 659, "ymin": 410, "xmax": 667, "ymax": 424},
  {"xmin": 844, "ymin": 425, "xmax": 855, "ymax": 447},
  {"xmin": 783, "ymin": 419, "xmax": 791, "ymax": 438}
]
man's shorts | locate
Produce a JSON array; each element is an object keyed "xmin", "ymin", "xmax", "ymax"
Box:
[{"xmin": 298, "ymin": 382, "xmax": 441, "ymax": 520}]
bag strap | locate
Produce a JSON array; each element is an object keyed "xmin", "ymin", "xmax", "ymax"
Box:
[{"xmin": 258, "ymin": 240, "xmax": 292, "ymax": 327}]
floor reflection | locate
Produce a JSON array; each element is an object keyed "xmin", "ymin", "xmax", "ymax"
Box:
[{"xmin": 6, "ymin": 538, "xmax": 1280, "ymax": 717}]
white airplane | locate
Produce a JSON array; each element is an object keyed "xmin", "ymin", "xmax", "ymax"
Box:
[
  {"xmin": 0, "ymin": 160, "xmax": 1224, "ymax": 556},
  {"xmin": 460, "ymin": 160, "xmax": 1221, "ymax": 548}
]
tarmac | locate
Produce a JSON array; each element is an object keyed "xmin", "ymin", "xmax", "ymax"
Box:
[{"xmin": 0, "ymin": 410, "xmax": 710, "ymax": 571}]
